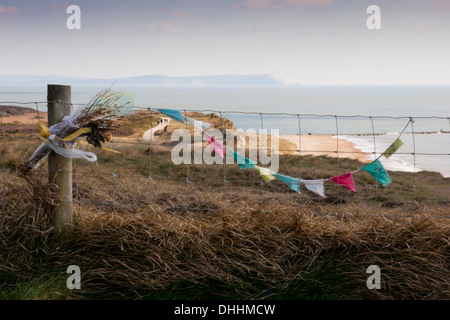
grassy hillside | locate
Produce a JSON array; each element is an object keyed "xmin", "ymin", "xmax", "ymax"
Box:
[{"xmin": 0, "ymin": 105, "xmax": 36, "ymax": 116}]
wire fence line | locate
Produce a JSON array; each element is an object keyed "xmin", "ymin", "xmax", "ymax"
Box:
[{"xmin": 1, "ymin": 100, "xmax": 450, "ymax": 221}]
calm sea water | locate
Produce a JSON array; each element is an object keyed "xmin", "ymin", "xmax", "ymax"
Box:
[{"xmin": 1, "ymin": 85, "xmax": 449, "ymax": 177}]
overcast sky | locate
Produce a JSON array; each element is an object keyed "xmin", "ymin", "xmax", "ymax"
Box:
[{"xmin": 1, "ymin": 0, "xmax": 449, "ymax": 85}]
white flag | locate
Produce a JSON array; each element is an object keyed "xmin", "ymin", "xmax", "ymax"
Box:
[{"xmin": 300, "ymin": 179, "xmax": 326, "ymax": 198}]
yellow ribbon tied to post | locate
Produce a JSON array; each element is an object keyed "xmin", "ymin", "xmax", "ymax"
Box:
[{"xmin": 38, "ymin": 122, "xmax": 119, "ymax": 154}]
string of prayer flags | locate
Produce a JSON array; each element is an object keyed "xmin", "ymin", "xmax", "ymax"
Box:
[
  {"xmin": 254, "ymin": 165, "xmax": 276, "ymax": 182},
  {"xmin": 158, "ymin": 109, "xmax": 187, "ymax": 124},
  {"xmin": 274, "ymin": 173, "xmax": 300, "ymax": 193},
  {"xmin": 299, "ymin": 179, "xmax": 326, "ymax": 198},
  {"xmin": 329, "ymin": 172, "xmax": 357, "ymax": 192},
  {"xmin": 204, "ymin": 132, "xmax": 226, "ymax": 158},
  {"xmin": 153, "ymin": 108, "xmax": 405, "ymax": 195},
  {"xmin": 230, "ymin": 150, "xmax": 257, "ymax": 169},
  {"xmin": 382, "ymin": 138, "xmax": 404, "ymax": 159},
  {"xmin": 157, "ymin": 109, "xmax": 214, "ymax": 133},
  {"xmin": 361, "ymin": 159, "xmax": 391, "ymax": 186}
]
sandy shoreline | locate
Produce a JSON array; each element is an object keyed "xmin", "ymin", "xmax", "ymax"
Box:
[
  {"xmin": 231, "ymin": 131, "xmax": 372, "ymax": 163},
  {"xmin": 280, "ymin": 134, "xmax": 372, "ymax": 163}
]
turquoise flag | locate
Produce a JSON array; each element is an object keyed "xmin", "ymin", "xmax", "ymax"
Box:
[
  {"xmin": 158, "ymin": 109, "xmax": 186, "ymax": 124},
  {"xmin": 274, "ymin": 173, "xmax": 300, "ymax": 193},
  {"xmin": 361, "ymin": 159, "xmax": 391, "ymax": 186},
  {"xmin": 231, "ymin": 150, "xmax": 256, "ymax": 169}
]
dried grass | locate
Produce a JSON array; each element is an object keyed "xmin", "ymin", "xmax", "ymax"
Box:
[
  {"xmin": 0, "ymin": 138, "xmax": 449, "ymax": 300},
  {"xmin": 1, "ymin": 172, "xmax": 448, "ymax": 299}
]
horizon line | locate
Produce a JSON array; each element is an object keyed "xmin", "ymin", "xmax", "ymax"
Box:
[{"xmin": 1, "ymin": 74, "xmax": 450, "ymax": 87}]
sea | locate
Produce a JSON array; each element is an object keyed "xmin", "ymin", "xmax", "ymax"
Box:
[{"xmin": 1, "ymin": 85, "xmax": 449, "ymax": 177}]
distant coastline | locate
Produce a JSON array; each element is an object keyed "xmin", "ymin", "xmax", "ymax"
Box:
[{"xmin": 0, "ymin": 74, "xmax": 290, "ymax": 88}]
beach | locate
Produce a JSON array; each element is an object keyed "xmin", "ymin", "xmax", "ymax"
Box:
[
  {"xmin": 280, "ymin": 134, "xmax": 373, "ymax": 163},
  {"xmin": 231, "ymin": 131, "xmax": 372, "ymax": 162}
]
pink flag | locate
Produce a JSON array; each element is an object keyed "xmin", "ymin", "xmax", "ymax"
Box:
[
  {"xmin": 329, "ymin": 172, "xmax": 357, "ymax": 192},
  {"xmin": 204, "ymin": 132, "xmax": 226, "ymax": 158}
]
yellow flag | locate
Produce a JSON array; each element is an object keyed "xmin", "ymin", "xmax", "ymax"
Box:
[
  {"xmin": 382, "ymin": 138, "xmax": 403, "ymax": 158},
  {"xmin": 254, "ymin": 165, "xmax": 276, "ymax": 183}
]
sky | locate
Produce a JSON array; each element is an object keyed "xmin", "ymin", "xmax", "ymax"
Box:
[{"xmin": 0, "ymin": 0, "xmax": 449, "ymax": 85}]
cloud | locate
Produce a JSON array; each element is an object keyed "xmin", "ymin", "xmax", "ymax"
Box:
[
  {"xmin": 149, "ymin": 21, "xmax": 184, "ymax": 32},
  {"xmin": 0, "ymin": 4, "xmax": 17, "ymax": 16},
  {"xmin": 169, "ymin": 10, "xmax": 189, "ymax": 18},
  {"xmin": 430, "ymin": 0, "xmax": 450, "ymax": 10},
  {"xmin": 47, "ymin": 3, "xmax": 69, "ymax": 11},
  {"xmin": 235, "ymin": 0, "xmax": 334, "ymax": 9}
]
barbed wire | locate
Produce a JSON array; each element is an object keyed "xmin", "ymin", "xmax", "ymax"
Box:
[{"xmin": 1, "ymin": 100, "xmax": 449, "ymax": 221}]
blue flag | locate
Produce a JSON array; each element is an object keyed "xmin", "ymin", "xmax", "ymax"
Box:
[
  {"xmin": 361, "ymin": 159, "xmax": 391, "ymax": 186},
  {"xmin": 274, "ymin": 173, "xmax": 300, "ymax": 193},
  {"xmin": 158, "ymin": 109, "xmax": 186, "ymax": 124}
]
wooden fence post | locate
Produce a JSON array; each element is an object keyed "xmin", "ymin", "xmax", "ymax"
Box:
[{"xmin": 47, "ymin": 84, "xmax": 73, "ymax": 226}]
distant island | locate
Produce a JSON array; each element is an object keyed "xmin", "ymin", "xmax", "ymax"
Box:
[{"xmin": 0, "ymin": 74, "xmax": 289, "ymax": 87}]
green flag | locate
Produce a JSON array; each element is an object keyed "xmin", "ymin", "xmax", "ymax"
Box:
[
  {"xmin": 382, "ymin": 138, "xmax": 404, "ymax": 158},
  {"xmin": 361, "ymin": 159, "xmax": 391, "ymax": 186}
]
